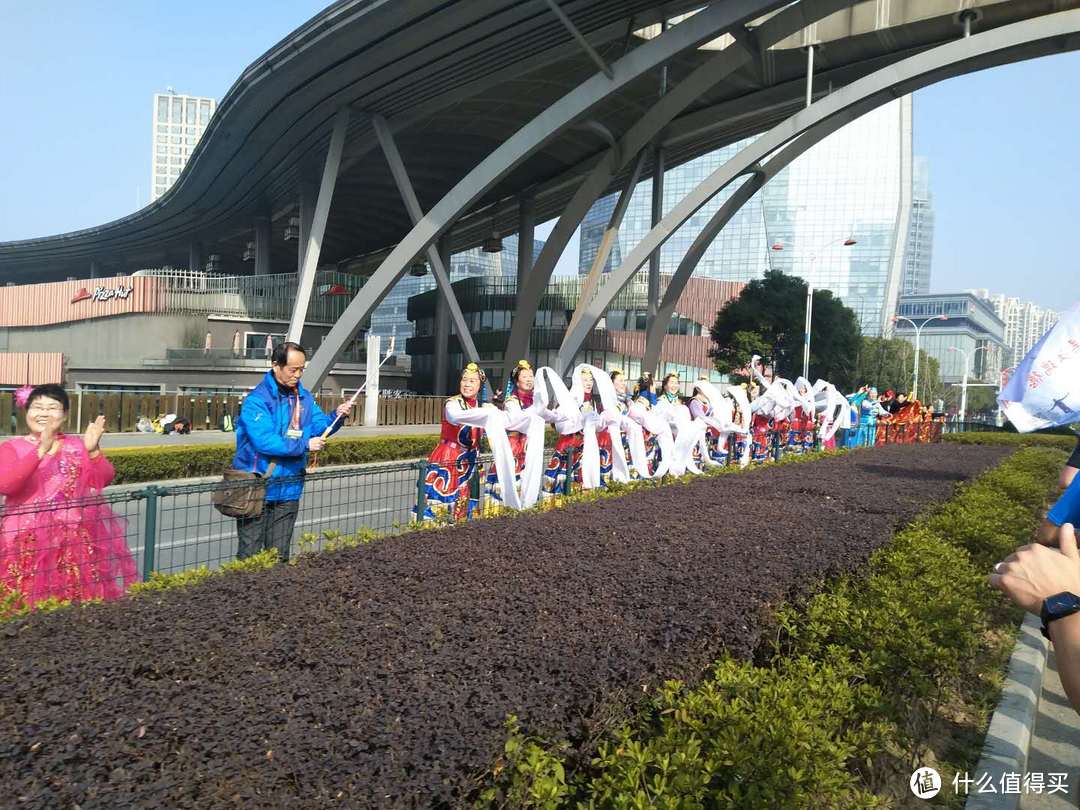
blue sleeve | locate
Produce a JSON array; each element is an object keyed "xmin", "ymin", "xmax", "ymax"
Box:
[
  {"xmin": 309, "ymin": 398, "xmax": 339, "ymax": 437},
  {"xmin": 240, "ymin": 396, "xmax": 306, "ymax": 458},
  {"xmin": 1048, "ymin": 476, "xmax": 1080, "ymax": 527}
]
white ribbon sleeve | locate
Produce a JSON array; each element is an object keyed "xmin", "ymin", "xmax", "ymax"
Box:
[
  {"xmin": 445, "ymin": 400, "xmax": 521, "ymax": 510},
  {"xmin": 505, "ymin": 398, "xmax": 547, "ymax": 509},
  {"xmin": 575, "ymin": 363, "xmax": 631, "ymax": 483},
  {"xmin": 619, "ymin": 408, "xmax": 653, "ymax": 479},
  {"xmin": 725, "ymin": 384, "xmax": 753, "ymax": 467},
  {"xmin": 630, "ymin": 401, "xmax": 673, "ymax": 478}
]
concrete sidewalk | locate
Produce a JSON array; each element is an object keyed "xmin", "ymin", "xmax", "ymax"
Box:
[
  {"xmin": 1022, "ymin": 647, "xmax": 1080, "ymax": 809},
  {"xmin": 970, "ymin": 615, "xmax": 1080, "ymax": 809},
  {"xmin": 0, "ymin": 423, "xmax": 439, "ymax": 449}
]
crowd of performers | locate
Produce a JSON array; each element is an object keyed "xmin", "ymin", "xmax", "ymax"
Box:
[{"xmin": 415, "ymin": 356, "xmax": 944, "ymax": 523}]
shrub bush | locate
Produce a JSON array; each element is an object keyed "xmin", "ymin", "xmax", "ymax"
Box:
[
  {"xmin": 478, "ymin": 446, "xmax": 1063, "ymax": 807},
  {"xmin": 105, "ymin": 434, "xmax": 439, "ymax": 484},
  {"xmin": 944, "ymin": 432, "xmax": 1076, "ymax": 451}
]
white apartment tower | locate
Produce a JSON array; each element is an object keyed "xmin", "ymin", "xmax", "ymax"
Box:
[
  {"xmin": 969, "ymin": 289, "xmax": 1059, "ymax": 368},
  {"xmin": 151, "ymin": 91, "xmax": 216, "ymax": 201}
]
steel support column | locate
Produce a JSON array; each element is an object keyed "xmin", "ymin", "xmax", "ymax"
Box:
[
  {"xmin": 297, "ymin": 177, "xmax": 319, "ymax": 274},
  {"xmin": 188, "ymin": 241, "xmax": 203, "ymax": 274},
  {"xmin": 370, "ymin": 113, "xmax": 481, "ymax": 368},
  {"xmin": 565, "ymin": 148, "xmax": 647, "ymax": 340},
  {"xmin": 433, "ymin": 237, "xmax": 452, "ymax": 396},
  {"xmin": 287, "ymin": 108, "xmax": 349, "ymax": 344},
  {"xmin": 646, "ymin": 145, "xmax": 664, "ymax": 342},
  {"xmin": 501, "ymin": 0, "xmax": 858, "ymax": 380},
  {"xmin": 254, "ymin": 215, "xmax": 272, "ymax": 277},
  {"xmin": 515, "ymin": 191, "xmax": 536, "ymax": 361},
  {"xmin": 559, "ymin": 10, "xmax": 1080, "ymax": 372},
  {"xmin": 306, "ymin": 0, "xmax": 789, "ymax": 387}
]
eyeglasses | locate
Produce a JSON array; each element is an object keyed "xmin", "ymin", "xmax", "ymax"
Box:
[{"xmin": 28, "ymin": 405, "xmax": 65, "ymax": 414}]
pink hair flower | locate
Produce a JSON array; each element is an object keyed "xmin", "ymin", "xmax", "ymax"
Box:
[{"xmin": 13, "ymin": 385, "xmax": 34, "ymax": 409}]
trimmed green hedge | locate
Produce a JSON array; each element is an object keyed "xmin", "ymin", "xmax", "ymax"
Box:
[
  {"xmin": 479, "ymin": 446, "xmax": 1066, "ymax": 808},
  {"xmin": 944, "ymin": 431, "xmax": 1077, "ymax": 451},
  {"xmin": 105, "ymin": 434, "xmax": 439, "ymax": 484}
]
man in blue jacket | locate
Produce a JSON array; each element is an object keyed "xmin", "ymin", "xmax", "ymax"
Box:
[{"xmin": 231, "ymin": 341, "xmax": 349, "ymax": 561}]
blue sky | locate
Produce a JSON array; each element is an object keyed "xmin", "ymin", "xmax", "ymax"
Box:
[{"xmin": 1, "ymin": 2, "xmax": 1074, "ymax": 310}]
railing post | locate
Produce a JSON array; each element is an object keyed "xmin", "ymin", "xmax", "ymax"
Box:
[
  {"xmin": 142, "ymin": 486, "xmax": 160, "ymax": 580},
  {"xmin": 475, "ymin": 460, "xmax": 484, "ymax": 513},
  {"xmin": 413, "ymin": 460, "xmax": 427, "ymax": 520}
]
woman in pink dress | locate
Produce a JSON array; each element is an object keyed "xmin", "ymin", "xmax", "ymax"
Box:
[{"xmin": 0, "ymin": 384, "xmax": 137, "ymax": 609}]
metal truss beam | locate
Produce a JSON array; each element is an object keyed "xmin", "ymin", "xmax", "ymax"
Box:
[{"xmin": 557, "ymin": 9, "xmax": 1080, "ymax": 372}]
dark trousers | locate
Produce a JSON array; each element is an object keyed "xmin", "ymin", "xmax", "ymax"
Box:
[{"xmin": 236, "ymin": 500, "xmax": 299, "ymax": 562}]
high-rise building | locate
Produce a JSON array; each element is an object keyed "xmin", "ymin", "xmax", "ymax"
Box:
[
  {"xmin": 579, "ymin": 96, "xmax": 916, "ymax": 337},
  {"xmin": 151, "ymin": 91, "xmax": 216, "ymax": 201},
  {"xmin": 901, "ymin": 156, "xmax": 934, "ymax": 296},
  {"xmin": 894, "ymin": 293, "xmax": 1006, "ymax": 387},
  {"xmin": 968, "ymin": 290, "xmax": 1059, "ymax": 368}
]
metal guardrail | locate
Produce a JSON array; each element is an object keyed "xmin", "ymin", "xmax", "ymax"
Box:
[{"xmin": 0, "ymin": 424, "xmax": 944, "ymax": 608}]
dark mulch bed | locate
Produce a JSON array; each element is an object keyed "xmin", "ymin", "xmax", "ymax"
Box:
[{"xmin": 0, "ymin": 444, "xmax": 1008, "ymax": 808}]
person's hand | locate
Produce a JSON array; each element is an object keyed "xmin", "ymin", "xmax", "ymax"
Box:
[
  {"xmin": 335, "ymin": 403, "xmax": 352, "ymax": 420},
  {"xmin": 83, "ymin": 415, "xmax": 106, "ymax": 454},
  {"xmin": 991, "ymin": 524, "xmax": 1080, "ymax": 614},
  {"xmin": 37, "ymin": 424, "xmax": 58, "ymax": 458},
  {"xmin": 308, "ymin": 436, "xmax": 327, "ymax": 453}
]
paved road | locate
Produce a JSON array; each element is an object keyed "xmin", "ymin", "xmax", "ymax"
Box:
[
  {"xmin": 1021, "ymin": 646, "xmax": 1080, "ymax": 810},
  {"xmin": 107, "ymin": 459, "xmax": 427, "ymax": 575}
]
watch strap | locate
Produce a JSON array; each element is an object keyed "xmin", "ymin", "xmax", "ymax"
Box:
[{"xmin": 1040, "ymin": 592, "xmax": 1080, "ymax": 640}]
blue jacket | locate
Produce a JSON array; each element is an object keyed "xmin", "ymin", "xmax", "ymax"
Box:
[
  {"xmin": 231, "ymin": 371, "xmax": 340, "ymax": 502},
  {"xmin": 1048, "ymin": 475, "xmax": 1080, "ymax": 528}
]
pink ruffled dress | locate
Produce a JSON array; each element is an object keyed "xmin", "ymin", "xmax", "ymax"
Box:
[{"xmin": 0, "ymin": 435, "xmax": 138, "ymax": 608}]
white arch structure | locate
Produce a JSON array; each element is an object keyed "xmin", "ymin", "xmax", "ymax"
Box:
[
  {"xmin": 305, "ymin": 0, "xmax": 786, "ymax": 385},
  {"xmin": 556, "ymin": 8, "xmax": 1080, "ymax": 374},
  {"xmin": 500, "ymin": 0, "xmax": 861, "ymax": 378}
]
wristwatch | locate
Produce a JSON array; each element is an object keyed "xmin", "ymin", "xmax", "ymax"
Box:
[{"xmin": 1040, "ymin": 592, "xmax": 1080, "ymax": 640}]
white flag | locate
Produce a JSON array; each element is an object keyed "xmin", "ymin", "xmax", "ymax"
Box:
[{"xmin": 998, "ymin": 301, "xmax": 1080, "ymax": 432}]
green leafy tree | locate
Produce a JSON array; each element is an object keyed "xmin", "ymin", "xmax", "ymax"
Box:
[
  {"xmin": 854, "ymin": 337, "xmax": 944, "ymax": 402},
  {"xmin": 709, "ymin": 270, "xmax": 861, "ymax": 388},
  {"xmin": 944, "ymin": 384, "xmax": 998, "ymax": 417}
]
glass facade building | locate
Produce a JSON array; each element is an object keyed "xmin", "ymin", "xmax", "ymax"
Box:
[
  {"xmin": 406, "ymin": 274, "xmax": 741, "ymax": 393},
  {"xmin": 894, "ymin": 293, "xmax": 1006, "ymax": 385},
  {"xmin": 579, "ymin": 96, "xmax": 916, "ymax": 336},
  {"xmin": 901, "ymin": 156, "xmax": 934, "ymax": 296},
  {"xmin": 364, "ymin": 236, "xmax": 539, "ymax": 378}
]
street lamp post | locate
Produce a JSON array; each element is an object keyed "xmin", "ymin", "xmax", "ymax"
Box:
[
  {"xmin": 892, "ymin": 314, "xmax": 948, "ymax": 402},
  {"xmin": 948, "ymin": 345, "xmax": 988, "ymax": 422},
  {"xmin": 769, "ymin": 236, "xmax": 856, "ymax": 380}
]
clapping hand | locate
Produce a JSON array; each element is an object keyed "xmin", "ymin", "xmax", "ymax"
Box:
[
  {"xmin": 37, "ymin": 424, "xmax": 59, "ymax": 458},
  {"xmin": 83, "ymin": 415, "xmax": 106, "ymax": 454}
]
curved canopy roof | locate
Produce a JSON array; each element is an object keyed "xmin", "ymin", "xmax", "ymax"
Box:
[{"xmin": 1, "ymin": 0, "xmax": 1069, "ymax": 283}]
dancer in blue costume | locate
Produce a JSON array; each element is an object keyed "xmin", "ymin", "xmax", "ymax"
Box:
[{"xmin": 846, "ymin": 387, "xmax": 889, "ymax": 447}]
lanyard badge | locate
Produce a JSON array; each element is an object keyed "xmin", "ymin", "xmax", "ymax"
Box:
[{"xmin": 285, "ymin": 394, "xmax": 304, "ymax": 439}]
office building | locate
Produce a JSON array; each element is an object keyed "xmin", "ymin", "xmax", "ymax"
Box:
[
  {"xmin": 901, "ymin": 156, "xmax": 934, "ymax": 296},
  {"xmin": 894, "ymin": 292, "xmax": 1006, "ymax": 385},
  {"xmin": 151, "ymin": 91, "xmax": 216, "ymax": 201},
  {"xmin": 579, "ymin": 96, "xmax": 916, "ymax": 336}
]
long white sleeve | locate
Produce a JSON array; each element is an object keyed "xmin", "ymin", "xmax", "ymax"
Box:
[{"xmin": 444, "ymin": 400, "xmax": 524, "ymax": 509}]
